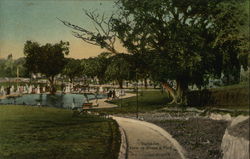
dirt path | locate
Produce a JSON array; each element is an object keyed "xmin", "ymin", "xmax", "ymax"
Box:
[{"xmin": 113, "ymin": 116, "xmax": 186, "ymax": 159}]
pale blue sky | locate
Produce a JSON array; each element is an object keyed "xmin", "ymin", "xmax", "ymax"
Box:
[{"xmin": 0, "ymin": 0, "xmax": 119, "ymax": 59}]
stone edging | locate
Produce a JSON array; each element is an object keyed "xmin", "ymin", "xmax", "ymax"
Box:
[{"xmin": 117, "ymin": 122, "xmax": 128, "ymax": 159}]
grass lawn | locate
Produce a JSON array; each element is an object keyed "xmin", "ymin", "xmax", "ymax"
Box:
[
  {"xmin": 96, "ymin": 87, "xmax": 248, "ymax": 115},
  {"xmin": 0, "ymin": 106, "xmax": 120, "ymax": 159},
  {"xmin": 95, "ymin": 90, "xmax": 170, "ymax": 114}
]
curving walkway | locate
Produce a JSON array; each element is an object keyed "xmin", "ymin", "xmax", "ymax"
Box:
[
  {"xmin": 86, "ymin": 93, "xmax": 136, "ymax": 109},
  {"xmin": 113, "ymin": 116, "xmax": 186, "ymax": 159}
]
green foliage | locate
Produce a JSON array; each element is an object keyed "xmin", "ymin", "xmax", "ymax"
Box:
[
  {"xmin": 81, "ymin": 52, "xmax": 136, "ymax": 86},
  {"xmin": 62, "ymin": 58, "xmax": 83, "ymax": 82},
  {"xmin": 0, "ymin": 56, "xmax": 29, "ymax": 78},
  {"xmin": 113, "ymin": 0, "xmax": 248, "ymax": 88},
  {"xmin": 212, "ymin": 0, "xmax": 249, "ymax": 84},
  {"xmin": 24, "ymin": 41, "xmax": 69, "ymax": 78},
  {"xmin": 114, "ymin": 0, "xmax": 213, "ymax": 87},
  {"xmin": 14, "ymin": 57, "xmax": 30, "ymax": 77},
  {"xmin": 105, "ymin": 53, "xmax": 135, "ymax": 87},
  {"xmin": 82, "ymin": 52, "xmax": 111, "ymax": 83},
  {"xmin": 23, "ymin": 41, "xmax": 69, "ymax": 93}
]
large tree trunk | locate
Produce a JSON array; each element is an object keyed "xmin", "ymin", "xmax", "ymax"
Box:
[
  {"xmin": 144, "ymin": 78, "xmax": 148, "ymax": 88},
  {"xmin": 69, "ymin": 77, "xmax": 73, "ymax": 84},
  {"xmin": 118, "ymin": 79, "xmax": 123, "ymax": 89},
  {"xmin": 176, "ymin": 79, "xmax": 188, "ymax": 105},
  {"xmin": 48, "ymin": 76, "xmax": 56, "ymax": 94},
  {"xmin": 162, "ymin": 82, "xmax": 178, "ymax": 104},
  {"xmin": 162, "ymin": 79, "xmax": 188, "ymax": 105}
]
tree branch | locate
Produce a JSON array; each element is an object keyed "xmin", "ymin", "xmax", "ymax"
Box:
[{"xmin": 58, "ymin": 9, "xmax": 119, "ymax": 54}]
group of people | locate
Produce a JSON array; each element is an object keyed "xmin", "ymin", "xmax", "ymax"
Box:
[{"xmin": 107, "ymin": 90, "xmax": 117, "ymax": 100}]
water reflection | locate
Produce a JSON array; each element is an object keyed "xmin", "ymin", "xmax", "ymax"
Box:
[{"xmin": 0, "ymin": 93, "xmax": 106, "ymax": 109}]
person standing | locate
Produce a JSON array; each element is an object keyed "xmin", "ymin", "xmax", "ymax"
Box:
[
  {"xmin": 72, "ymin": 97, "xmax": 76, "ymax": 109},
  {"xmin": 107, "ymin": 90, "xmax": 112, "ymax": 100},
  {"xmin": 112, "ymin": 89, "xmax": 116, "ymax": 99}
]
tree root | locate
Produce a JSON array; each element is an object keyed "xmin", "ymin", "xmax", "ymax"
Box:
[
  {"xmin": 168, "ymin": 97, "xmax": 182, "ymax": 105},
  {"xmin": 169, "ymin": 99, "xmax": 176, "ymax": 104}
]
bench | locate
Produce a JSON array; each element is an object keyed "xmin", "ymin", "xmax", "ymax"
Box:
[{"xmin": 82, "ymin": 102, "xmax": 99, "ymax": 109}]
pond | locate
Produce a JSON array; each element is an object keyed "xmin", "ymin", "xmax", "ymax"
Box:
[{"xmin": 0, "ymin": 93, "xmax": 107, "ymax": 109}]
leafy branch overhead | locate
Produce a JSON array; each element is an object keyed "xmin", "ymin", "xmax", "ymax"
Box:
[
  {"xmin": 112, "ymin": 0, "xmax": 248, "ymax": 104},
  {"xmin": 59, "ymin": 9, "xmax": 118, "ymax": 54}
]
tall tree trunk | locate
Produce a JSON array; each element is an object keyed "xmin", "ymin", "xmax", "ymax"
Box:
[
  {"xmin": 144, "ymin": 78, "xmax": 148, "ymax": 88},
  {"xmin": 69, "ymin": 77, "xmax": 73, "ymax": 84},
  {"xmin": 118, "ymin": 79, "xmax": 123, "ymax": 89},
  {"xmin": 162, "ymin": 82, "xmax": 178, "ymax": 104},
  {"xmin": 176, "ymin": 79, "xmax": 188, "ymax": 105},
  {"xmin": 48, "ymin": 76, "xmax": 56, "ymax": 94}
]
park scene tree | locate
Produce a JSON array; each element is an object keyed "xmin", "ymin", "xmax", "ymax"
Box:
[
  {"xmin": 105, "ymin": 53, "xmax": 135, "ymax": 88},
  {"xmin": 24, "ymin": 40, "xmax": 69, "ymax": 94},
  {"xmin": 0, "ymin": 55, "xmax": 29, "ymax": 78},
  {"xmin": 61, "ymin": 0, "xmax": 248, "ymax": 105},
  {"xmin": 62, "ymin": 58, "xmax": 83, "ymax": 83}
]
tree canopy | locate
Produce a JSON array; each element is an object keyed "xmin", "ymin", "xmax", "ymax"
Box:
[
  {"xmin": 105, "ymin": 53, "xmax": 135, "ymax": 88},
  {"xmin": 62, "ymin": 58, "xmax": 83, "ymax": 83},
  {"xmin": 0, "ymin": 55, "xmax": 29, "ymax": 78},
  {"xmin": 112, "ymin": 0, "xmax": 248, "ymax": 104},
  {"xmin": 81, "ymin": 52, "xmax": 111, "ymax": 84},
  {"xmin": 60, "ymin": 0, "xmax": 248, "ymax": 104},
  {"xmin": 24, "ymin": 41, "xmax": 69, "ymax": 94}
]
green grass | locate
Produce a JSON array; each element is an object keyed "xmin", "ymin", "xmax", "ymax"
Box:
[
  {"xmin": 99, "ymin": 88, "xmax": 248, "ymax": 115},
  {"xmin": 0, "ymin": 106, "xmax": 120, "ymax": 159},
  {"xmin": 95, "ymin": 90, "xmax": 170, "ymax": 114}
]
